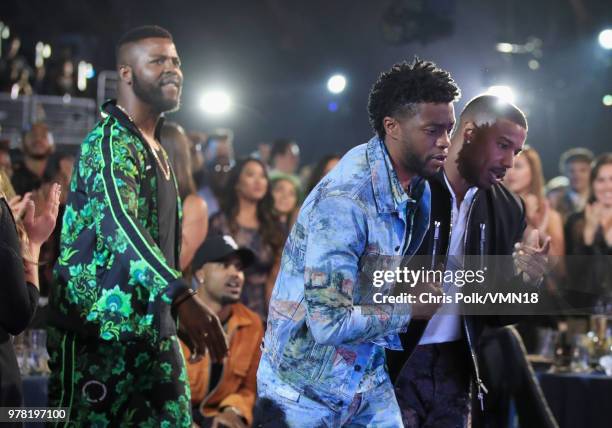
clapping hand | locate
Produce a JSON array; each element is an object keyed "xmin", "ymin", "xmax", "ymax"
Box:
[
  {"xmin": 22, "ymin": 183, "xmax": 61, "ymax": 247},
  {"xmin": 8, "ymin": 192, "xmax": 32, "ymax": 220},
  {"xmin": 513, "ymin": 229, "xmax": 551, "ymax": 286},
  {"xmin": 583, "ymin": 202, "xmax": 612, "ymax": 246}
]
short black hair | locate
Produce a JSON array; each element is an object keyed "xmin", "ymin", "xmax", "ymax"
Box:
[
  {"xmin": 116, "ymin": 25, "xmax": 173, "ymax": 62},
  {"xmin": 271, "ymin": 139, "xmax": 297, "ymax": 159},
  {"xmin": 367, "ymin": 58, "xmax": 460, "ymax": 139},
  {"xmin": 460, "ymin": 95, "xmax": 528, "ymax": 130}
]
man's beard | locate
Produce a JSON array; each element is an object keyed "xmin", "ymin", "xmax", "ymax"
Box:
[
  {"xmin": 456, "ymin": 141, "xmax": 480, "ymax": 185},
  {"xmin": 403, "ymin": 150, "xmax": 430, "ymax": 178},
  {"xmin": 28, "ymin": 153, "xmax": 50, "ymax": 161},
  {"xmin": 456, "ymin": 127, "xmax": 489, "ymax": 186},
  {"xmin": 132, "ymin": 73, "xmax": 180, "ymax": 114},
  {"xmin": 220, "ymin": 295, "xmax": 240, "ymax": 305},
  {"xmin": 25, "ymin": 146, "xmax": 52, "ymax": 161}
]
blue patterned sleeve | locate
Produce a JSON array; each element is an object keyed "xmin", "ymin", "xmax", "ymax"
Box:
[{"xmin": 303, "ymin": 196, "xmax": 411, "ymax": 346}]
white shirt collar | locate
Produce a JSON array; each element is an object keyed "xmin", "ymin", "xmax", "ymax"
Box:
[{"xmin": 443, "ymin": 171, "xmax": 478, "ymax": 209}]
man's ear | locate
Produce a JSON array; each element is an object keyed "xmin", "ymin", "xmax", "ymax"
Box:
[
  {"xmin": 118, "ymin": 64, "xmax": 132, "ymax": 85},
  {"xmin": 382, "ymin": 116, "xmax": 397, "ymax": 139},
  {"xmin": 193, "ymin": 267, "xmax": 206, "ymax": 285},
  {"xmin": 462, "ymin": 121, "xmax": 476, "ymax": 144}
]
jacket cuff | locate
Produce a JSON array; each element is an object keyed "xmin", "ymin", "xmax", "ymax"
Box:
[
  {"xmin": 164, "ymin": 278, "xmax": 190, "ymax": 303},
  {"xmin": 389, "ymin": 303, "xmax": 411, "ymax": 333}
]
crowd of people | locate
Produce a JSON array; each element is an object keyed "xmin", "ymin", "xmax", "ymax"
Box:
[
  {"xmin": 0, "ymin": 35, "xmax": 84, "ymax": 98},
  {"xmin": 1, "ymin": 24, "xmax": 611, "ymax": 428}
]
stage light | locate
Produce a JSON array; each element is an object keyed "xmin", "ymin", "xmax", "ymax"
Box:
[
  {"xmin": 327, "ymin": 74, "xmax": 346, "ymax": 94},
  {"xmin": 35, "ymin": 42, "xmax": 52, "ymax": 68},
  {"xmin": 496, "ymin": 43, "xmax": 514, "ymax": 53},
  {"xmin": 327, "ymin": 102, "xmax": 338, "ymax": 112},
  {"xmin": 0, "ymin": 22, "xmax": 9, "ymax": 57},
  {"xmin": 199, "ymin": 90, "xmax": 232, "ymax": 115},
  {"xmin": 486, "ymin": 85, "xmax": 516, "ymax": 104},
  {"xmin": 0, "ymin": 23, "xmax": 9, "ymax": 40},
  {"xmin": 603, "ymin": 95, "xmax": 612, "ymax": 107},
  {"xmin": 598, "ymin": 29, "xmax": 612, "ymax": 50},
  {"xmin": 528, "ymin": 60, "xmax": 540, "ymax": 70},
  {"xmin": 78, "ymin": 61, "xmax": 93, "ymax": 91}
]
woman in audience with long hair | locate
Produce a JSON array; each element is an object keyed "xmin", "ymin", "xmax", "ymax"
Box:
[
  {"xmin": 505, "ymin": 147, "xmax": 565, "ymax": 257},
  {"xmin": 270, "ymin": 173, "xmax": 301, "ymax": 235},
  {"xmin": 209, "ymin": 158, "xmax": 284, "ymax": 321},
  {"xmin": 305, "ymin": 154, "xmax": 340, "ymax": 197},
  {"xmin": 1, "ymin": 174, "xmax": 59, "ymax": 408},
  {"xmin": 505, "ymin": 147, "xmax": 566, "ymax": 350},
  {"xmin": 565, "ymin": 153, "xmax": 612, "ymax": 311},
  {"xmin": 161, "ymin": 122, "xmax": 208, "ymax": 272}
]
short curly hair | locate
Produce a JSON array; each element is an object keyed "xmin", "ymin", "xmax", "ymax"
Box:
[{"xmin": 367, "ymin": 58, "xmax": 460, "ymax": 139}]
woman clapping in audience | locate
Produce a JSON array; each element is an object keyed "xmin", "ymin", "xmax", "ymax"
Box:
[
  {"xmin": 505, "ymin": 147, "xmax": 565, "ymax": 257},
  {"xmin": 565, "ymin": 153, "xmax": 612, "ymax": 310},
  {"xmin": 1, "ymin": 175, "xmax": 60, "ymax": 408}
]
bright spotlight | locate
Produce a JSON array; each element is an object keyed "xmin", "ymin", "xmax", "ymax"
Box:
[
  {"xmin": 598, "ymin": 29, "xmax": 612, "ymax": 50},
  {"xmin": 199, "ymin": 90, "xmax": 231, "ymax": 115},
  {"xmin": 327, "ymin": 74, "xmax": 346, "ymax": 94},
  {"xmin": 495, "ymin": 43, "xmax": 514, "ymax": 53},
  {"xmin": 486, "ymin": 85, "xmax": 516, "ymax": 104},
  {"xmin": 603, "ymin": 95, "xmax": 612, "ymax": 107}
]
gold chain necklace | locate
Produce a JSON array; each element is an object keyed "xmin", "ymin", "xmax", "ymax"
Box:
[{"xmin": 115, "ymin": 104, "xmax": 171, "ymax": 181}]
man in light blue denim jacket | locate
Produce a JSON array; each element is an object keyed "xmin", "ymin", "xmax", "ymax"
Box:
[{"xmin": 255, "ymin": 59, "xmax": 460, "ymax": 427}]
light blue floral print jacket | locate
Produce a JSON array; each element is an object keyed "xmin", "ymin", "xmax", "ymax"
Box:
[{"xmin": 259, "ymin": 136, "xmax": 431, "ymax": 411}]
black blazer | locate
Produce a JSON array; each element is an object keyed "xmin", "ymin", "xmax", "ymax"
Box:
[{"xmin": 387, "ymin": 170, "xmax": 526, "ymax": 382}]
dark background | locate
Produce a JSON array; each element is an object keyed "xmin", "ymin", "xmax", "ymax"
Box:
[{"xmin": 1, "ymin": 0, "xmax": 610, "ymax": 178}]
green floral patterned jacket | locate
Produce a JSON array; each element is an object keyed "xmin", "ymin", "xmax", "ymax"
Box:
[{"xmin": 50, "ymin": 101, "xmax": 188, "ymax": 345}]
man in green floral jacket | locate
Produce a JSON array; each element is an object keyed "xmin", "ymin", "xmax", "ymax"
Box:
[{"xmin": 47, "ymin": 26, "xmax": 227, "ymax": 427}]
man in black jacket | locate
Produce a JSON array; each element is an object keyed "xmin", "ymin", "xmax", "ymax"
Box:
[{"xmin": 389, "ymin": 95, "xmax": 550, "ymax": 427}]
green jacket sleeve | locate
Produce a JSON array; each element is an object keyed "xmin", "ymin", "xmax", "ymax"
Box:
[{"xmin": 55, "ymin": 117, "xmax": 188, "ymax": 343}]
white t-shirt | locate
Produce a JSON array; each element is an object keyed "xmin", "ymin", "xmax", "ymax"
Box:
[{"xmin": 419, "ymin": 174, "xmax": 477, "ymax": 345}]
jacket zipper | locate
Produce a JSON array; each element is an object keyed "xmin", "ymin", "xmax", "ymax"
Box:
[
  {"xmin": 401, "ymin": 203, "xmax": 416, "ymax": 256},
  {"xmin": 198, "ymin": 328, "xmax": 237, "ymax": 412},
  {"xmin": 461, "ymin": 193, "xmax": 488, "ymax": 411}
]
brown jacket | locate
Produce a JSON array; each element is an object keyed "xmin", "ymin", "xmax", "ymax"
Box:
[{"xmin": 181, "ymin": 303, "xmax": 263, "ymax": 425}]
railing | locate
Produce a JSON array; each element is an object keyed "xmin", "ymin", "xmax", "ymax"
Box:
[{"xmin": 0, "ymin": 93, "xmax": 97, "ymax": 147}]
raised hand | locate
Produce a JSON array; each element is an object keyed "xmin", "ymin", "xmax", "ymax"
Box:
[
  {"xmin": 584, "ymin": 202, "xmax": 602, "ymax": 230},
  {"xmin": 8, "ymin": 192, "xmax": 32, "ymax": 220},
  {"xmin": 22, "ymin": 183, "xmax": 61, "ymax": 247},
  {"xmin": 584, "ymin": 202, "xmax": 605, "ymax": 245},
  {"xmin": 513, "ymin": 229, "xmax": 551, "ymax": 285}
]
